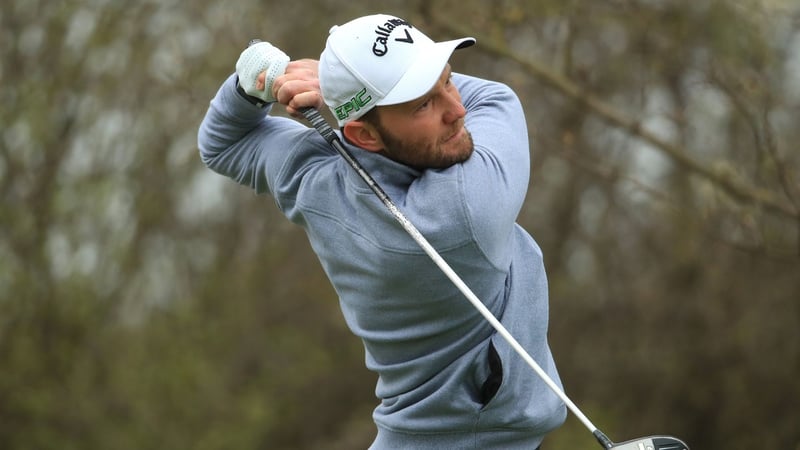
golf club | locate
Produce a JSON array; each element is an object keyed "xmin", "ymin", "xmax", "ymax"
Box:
[
  {"xmin": 247, "ymin": 39, "xmax": 690, "ymax": 450},
  {"xmin": 300, "ymin": 106, "xmax": 689, "ymax": 450}
]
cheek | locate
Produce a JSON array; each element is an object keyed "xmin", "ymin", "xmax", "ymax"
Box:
[{"xmin": 398, "ymin": 120, "xmax": 440, "ymax": 144}]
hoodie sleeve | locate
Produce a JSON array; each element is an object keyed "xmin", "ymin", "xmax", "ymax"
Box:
[
  {"xmin": 456, "ymin": 74, "xmax": 532, "ymax": 268},
  {"xmin": 197, "ymin": 73, "xmax": 334, "ymax": 214}
]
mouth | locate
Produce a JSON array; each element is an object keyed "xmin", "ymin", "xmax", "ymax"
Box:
[{"xmin": 444, "ymin": 126, "xmax": 464, "ymax": 144}]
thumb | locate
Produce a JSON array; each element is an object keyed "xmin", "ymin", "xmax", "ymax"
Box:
[{"xmin": 256, "ymin": 72, "xmax": 266, "ymax": 91}]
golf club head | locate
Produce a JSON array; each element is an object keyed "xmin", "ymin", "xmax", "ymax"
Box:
[{"xmin": 610, "ymin": 435, "xmax": 689, "ymax": 450}]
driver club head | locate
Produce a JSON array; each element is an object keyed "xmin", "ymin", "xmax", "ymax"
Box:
[{"xmin": 609, "ymin": 435, "xmax": 689, "ymax": 450}]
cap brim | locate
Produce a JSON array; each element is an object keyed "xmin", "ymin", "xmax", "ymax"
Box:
[{"xmin": 376, "ymin": 37, "xmax": 475, "ymax": 107}]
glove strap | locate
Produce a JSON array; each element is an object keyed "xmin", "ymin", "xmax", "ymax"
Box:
[{"xmin": 235, "ymin": 76, "xmax": 269, "ymax": 108}]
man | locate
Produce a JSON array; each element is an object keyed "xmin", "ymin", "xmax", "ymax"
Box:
[{"xmin": 198, "ymin": 13, "xmax": 566, "ymax": 449}]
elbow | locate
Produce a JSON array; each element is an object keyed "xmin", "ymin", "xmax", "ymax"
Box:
[
  {"xmin": 196, "ymin": 127, "xmax": 221, "ymax": 169},
  {"xmin": 197, "ymin": 142, "xmax": 214, "ymax": 168}
]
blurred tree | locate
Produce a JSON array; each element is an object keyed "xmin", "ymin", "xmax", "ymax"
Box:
[
  {"xmin": 0, "ymin": 0, "xmax": 797, "ymax": 449},
  {"xmin": 426, "ymin": 0, "xmax": 799, "ymax": 448}
]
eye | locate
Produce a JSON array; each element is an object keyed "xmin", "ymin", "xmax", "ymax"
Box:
[{"xmin": 416, "ymin": 98, "xmax": 431, "ymax": 111}]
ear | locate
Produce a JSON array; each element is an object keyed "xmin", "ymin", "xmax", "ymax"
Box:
[{"xmin": 342, "ymin": 120, "xmax": 383, "ymax": 152}]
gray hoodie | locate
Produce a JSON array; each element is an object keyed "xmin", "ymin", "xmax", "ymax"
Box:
[{"xmin": 198, "ymin": 72, "xmax": 566, "ymax": 449}]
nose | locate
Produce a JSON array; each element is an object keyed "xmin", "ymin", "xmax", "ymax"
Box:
[{"xmin": 442, "ymin": 92, "xmax": 466, "ymax": 124}]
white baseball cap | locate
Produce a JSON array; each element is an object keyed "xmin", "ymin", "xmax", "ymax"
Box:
[{"xmin": 319, "ymin": 14, "xmax": 475, "ymax": 126}]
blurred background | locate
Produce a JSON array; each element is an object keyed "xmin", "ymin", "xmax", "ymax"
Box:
[{"xmin": 2, "ymin": 0, "xmax": 799, "ymax": 448}]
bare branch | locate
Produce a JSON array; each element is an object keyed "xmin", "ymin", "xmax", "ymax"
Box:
[{"xmin": 432, "ymin": 15, "xmax": 799, "ymax": 220}]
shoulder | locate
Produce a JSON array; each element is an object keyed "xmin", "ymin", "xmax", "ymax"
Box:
[
  {"xmin": 453, "ymin": 73, "xmax": 517, "ymax": 97},
  {"xmin": 453, "ymin": 73, "xmax": 522, "ymax": 117}
]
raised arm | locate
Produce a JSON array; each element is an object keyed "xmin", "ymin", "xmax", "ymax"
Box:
[{"xmin": 197, "ymin": 41, "xmax": 325, "ymax": 196}]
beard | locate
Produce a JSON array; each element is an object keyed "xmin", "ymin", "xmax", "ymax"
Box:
[{"xmin": 375, "ymin": 122, "xmax": 475, "ymax": 170}]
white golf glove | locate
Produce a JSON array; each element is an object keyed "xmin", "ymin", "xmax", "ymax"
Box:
[{"xmin": 235, "ymin": 41, "xmax": 290, "ymax": 103}]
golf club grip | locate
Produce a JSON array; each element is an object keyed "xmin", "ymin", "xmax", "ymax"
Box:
[
  {"xmin": 301, "ymin": 108, "xmax": 338, "ymax": 144},
  {"xmin": 300, "ymin": 107, "xmax": 400, "ymax": 212}
]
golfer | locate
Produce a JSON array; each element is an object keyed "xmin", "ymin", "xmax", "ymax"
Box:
[{"xmin": 198, "ymin": 13, "xmax": 566, "ymax": 449}]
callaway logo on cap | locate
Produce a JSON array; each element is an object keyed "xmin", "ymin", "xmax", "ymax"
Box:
[{"xmin": 319, "ymin": 14, "xmax": 475, "ymax": 126}]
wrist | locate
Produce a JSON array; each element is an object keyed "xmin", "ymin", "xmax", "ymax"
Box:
[{"xmin": 235, "ymin": 76, "xmax": 270, "ymax": 108}]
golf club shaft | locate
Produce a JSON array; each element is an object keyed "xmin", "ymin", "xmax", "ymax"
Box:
[{"xmin": 300, "ymin": 107, "xmax": 606, "ymax": 441}]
